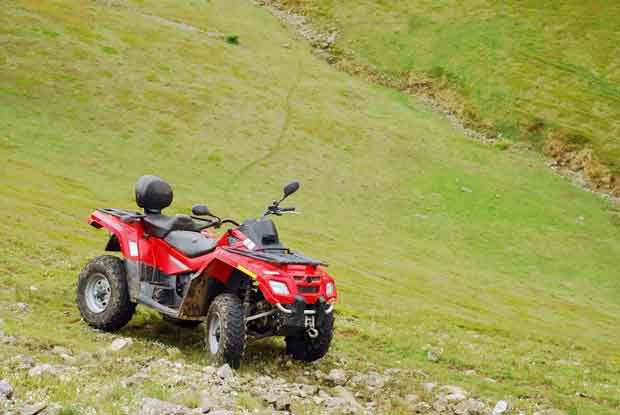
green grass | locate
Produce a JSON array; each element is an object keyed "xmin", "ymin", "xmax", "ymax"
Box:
[
  {"xmin": 1, "ymin": 0, "xmax": 619, "ymax": 413},
  {"xmin": 286, "ymin": 0, "xmax": 620, "ymax": 171}
]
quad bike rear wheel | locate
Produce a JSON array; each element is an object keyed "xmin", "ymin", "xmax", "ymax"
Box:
[
  {"xmin": 285, "ymin": 313, "xmax": 334, "ymax": 361},
  {"xmin": 204, "ymin": 293, "xmax": 246, "ymax": 368},
  {"xmin": 76, "ymin": 255, "xmax": 136, "ymax": 331}
]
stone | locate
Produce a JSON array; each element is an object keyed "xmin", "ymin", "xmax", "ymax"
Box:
[
  {"xmin": 0, "ymin": 334, "xmax": 17, "ymax": 345},
  {"xmin": 0, "ymin": 379, "xmax": 13, "ymax": 400},
  {"xmin": 59, "ymin": 354, "xmax": 75, "ymax": 362},
  {"xmin": 199, "ymin": 393, "xmax": 214, "ymax": 413},
  {"xmin": 326, "ymin": 368, "xmax": 346, "ymax": 385},
  {"xmin": 52, "ymin": 346, "xmax": 72, "ymax": 356},
  {"xmin": 533, "ymin": 409, "xmax": 566, "ymax": 415},
  {"xmin": 300, "ymin": 384, "xmax": 318, "ymax": 396},
  {"xmin": 493, "ymin": 400, "xmax": 509, "ymax": 414},
  {"xmin": 12, "ymin": 354, "xmax": 35, "ymax": 369},
  {"xmin": 28, "ymin": 364, "xmax": 62, "ymax": 377},
  {"xmin": 19, "ymin": 402, "xmax": 48, "ymax": 415},
  {"xmin": 433, "ymin": 399, "xmax": 449, "ymax": 412},
  {"xmin": 444, "ymin": 392, "xmax": 467, "ymax": 402},
  {"xmin": 139, "ymin": 397, "xmax": 190, "ymax": 415},
  {"xmin": 121, "ymin": 372, "xmax": 149, "ymax": 388},
  {"xmin": 334, "ymin": 386, "xmax": 362, "ymax": 411},
  {"xmin": 464, "ymin": 369, "xmax": 477, "ymax": 376},
  {"xmin": 312, "ymin": 396, "xmax": 325, "ymax": 405},
  {"xmin": 326, "ymin": 32, "xmax": 337, "ymax": 45},
  {"xmin": 110, "ymin": 337, "xmax": 133, "ymax": 351},
  {"xmin": 169, "ymin": 375, "xmax": 186, "ymax": 386},
  {"xmin": 216, "ymin": 364, "xmax": 233, "ymax": 380},
  {"xmin": 441, "ymin": 385, "xmax": 468, "ymax": 396},
  {"xmin": 166, "ymin": 347, "xmax": 181, "ymax": 358},
  {"xmin": 426, "ymin": 347, "xmax": 443, "ymax": 362},
  {"xmin": 412, "ymin": 402, "xmax": 431, "ymax": 413},
  {"xmin": 455, "ymin": 399, "xmax": 487, "ymax": 415},
  {"xmin": 76, "ymin": 351, "xmax": 93, "ymax": 361},
  {"xmin": 422, "ymin": 382, "xmax": 437, "ymax": 393},
  {"xmin": 405, "ymin": 394, "xmax": 419, "ymax": 403},
  {"xmin": 324, "ymin": 396, "xmax": 346, "ymax": 408},
  {"xmin": 275, "ymin": 397, "xmax": 291, "ymax": 411},
  {"xmin": 15, "ymin": 302, "xmax": 31, "ymax": 313},
  {"xmin": 365, "ymin": 371, "xmax": 388, "ymax": 388},
  {"xmin": 262, "ymin": 393, "xmax": 278, "ymax": 404},
  {"xmin": 209, "ymin": 411, "xmax": 233, "ymax": 415}
]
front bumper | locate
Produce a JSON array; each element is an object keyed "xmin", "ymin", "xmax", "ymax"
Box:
[{"xmin": 276, "ymin": 295, "xmax": 333, "ymax": 335}]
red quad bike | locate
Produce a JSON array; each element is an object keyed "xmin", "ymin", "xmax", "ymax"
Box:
[{"xmin": 76, "ymin": 176, "xmax": 337, "ymax": 368}]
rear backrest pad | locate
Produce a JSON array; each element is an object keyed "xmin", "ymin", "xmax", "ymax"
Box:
[{"xmin": 135, "ymin": 175, "xmax": 173, "ymax": 213}]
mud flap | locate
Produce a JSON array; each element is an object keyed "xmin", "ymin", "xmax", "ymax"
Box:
[
  {"xmin": 124, "ymin": 259, "xmax": 141, "ymax": 301},
  {"xmin": 178, "ymin": 272, "xmax": 209, "ymax": 318}
]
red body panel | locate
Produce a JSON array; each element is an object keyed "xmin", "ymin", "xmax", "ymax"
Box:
[{"xmin": 88, "ymin": 211, "xmax": 337, "ymax": 305}]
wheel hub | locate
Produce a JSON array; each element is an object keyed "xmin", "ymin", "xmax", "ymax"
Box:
[
  {"xmin": 85, "ymin": 273, "xmax": 111, "ymax": 313},
  {"xmin": 208, "ymin": 312, "xmax": 221, "ymax": 354}
]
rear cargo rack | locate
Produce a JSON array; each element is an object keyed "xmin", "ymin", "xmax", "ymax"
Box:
[{"xmin": 98, "ymin": 208, "xmax": 146, "ymax": 223}]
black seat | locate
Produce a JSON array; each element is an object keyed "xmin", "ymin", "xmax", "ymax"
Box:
[
  {"xmin": 143, "ymin": 214, "xmax": 202, "ymax": 238},
  {"xmin": 164, "ymin": 231, "xmax": 216, "ymax": 258},
  {"xmin": 135, "ymin": 175, "xmax": 204, "ymax": 238}
]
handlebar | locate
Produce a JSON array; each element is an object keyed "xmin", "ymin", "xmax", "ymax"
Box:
[
  {"xmin": 263, "ymin": 202, "xmax": 297, "ymax": 216},
  {"xmin": 220, "ymin": 218, "xmax": 240, "ymax": 226}
]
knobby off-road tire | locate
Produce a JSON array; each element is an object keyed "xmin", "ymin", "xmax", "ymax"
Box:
[
  {"xmin": 76, "ymin": 255, "xmax": 136, "ymax": 331},
  {"xmin": 204, "ymin": 293, "xmax": 246, "ymax": 369},
  {"xmin": 162, "ymin": 314, "xmax": 202, "ymax": 328},
  {"xmin": 285, "ymin": 313, "xmax": 334, "ymax": 362}
]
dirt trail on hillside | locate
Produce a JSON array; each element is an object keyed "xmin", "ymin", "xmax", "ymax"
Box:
[
  {"xmin": 253, "ymin": 0, "xmax": 620, "ymax": 204},
  {"xmin": 229, "ymin": 57, "xmax": 305, "ymax": 187}
]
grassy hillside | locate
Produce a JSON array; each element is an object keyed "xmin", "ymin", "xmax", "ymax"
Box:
[
  {"xmin": 1, "ymin": 0, "xmax": 619, "ymax": 413},
  {"xmin": 284, "ymin": 0, "xmax": 620, "ymax": 179}
]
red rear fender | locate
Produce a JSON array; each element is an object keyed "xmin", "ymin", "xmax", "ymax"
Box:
[{"xmin": 88, "ymin": 210, "xmax": 141, "ymax": 259}]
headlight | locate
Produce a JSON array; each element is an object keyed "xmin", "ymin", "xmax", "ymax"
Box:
[
  {"xmin": 326, "ymin": 282, "xmax": 334, "ymax": 297},
  {"xmin": 268, "ymin": 280, "xmax": 290, "ymax": 296}
]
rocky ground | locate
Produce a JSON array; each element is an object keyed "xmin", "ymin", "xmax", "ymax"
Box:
[{"xmin": 1, "ymin": 322, "xmax": 566, "ymax": 415}]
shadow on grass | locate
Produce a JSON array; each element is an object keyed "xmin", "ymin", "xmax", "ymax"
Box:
[{"xmin": 119, "ymin": 309, "xmax": 289, "ymax": 367}]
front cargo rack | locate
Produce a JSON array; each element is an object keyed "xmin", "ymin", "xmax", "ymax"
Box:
[{"xmin": 224, "ymin": 247, "xmax": 328, "ymax": 266}]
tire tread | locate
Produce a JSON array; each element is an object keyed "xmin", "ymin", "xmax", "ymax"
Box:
[
  {"xmin": 285, "ymin": 313, "xmax": 334, "ymax": 362},
  {"xmin": 205, "ymin": 293, "xmax": 246, "ymax": 368},
  {"xmin": 76, "ymin": 255, "xmax": 136, "ymax": 332}
]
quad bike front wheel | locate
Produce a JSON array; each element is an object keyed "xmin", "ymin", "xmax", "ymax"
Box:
[
  {"xmin": 204, "ymin": 293, "xmax": 246, "ymax": 368},
  {"xmin": 285, "ymin": 312, "xmax": 334, "ymax": 361},
  {"xmin": 76, "ymin": 255, "xmax": 136, "ymax": 331}
]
